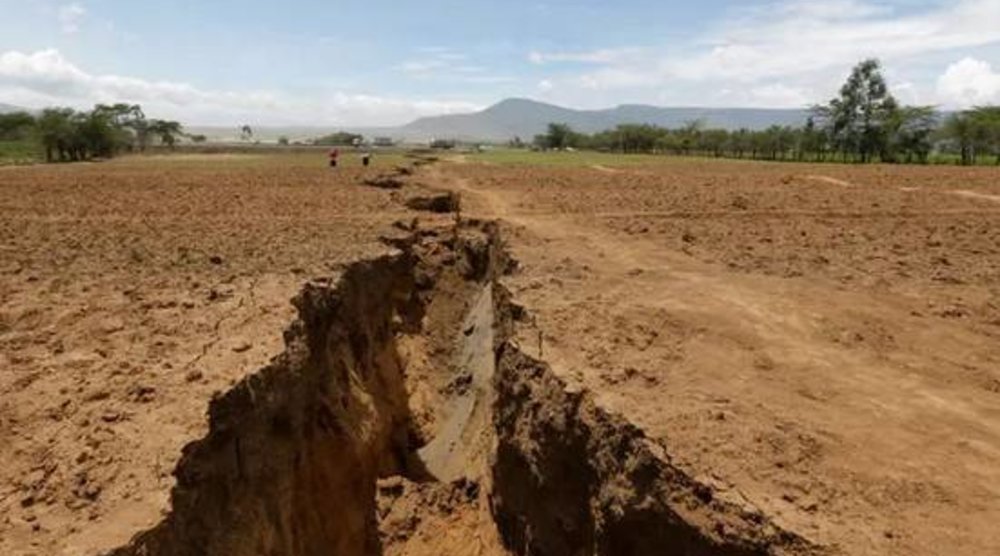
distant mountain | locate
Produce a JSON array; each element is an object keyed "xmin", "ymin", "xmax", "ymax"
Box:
[
  {"xmin": 394, "ymin": 98, "xmax": 810, "ymax": 142},
  {"xmin": 0, "ymin": 103, "xmax": 29, "ymax": 114}
]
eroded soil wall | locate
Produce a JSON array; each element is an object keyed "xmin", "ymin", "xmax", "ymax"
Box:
[
  {"xmin": 491, "ymin": 346, "xmax": 818, "ymax": 556},
  {"xmin": 108, "ymin": 252, "xmax": 423, "ymax": 556},
  {"xmin": 106, "ymin": 202, "xmax": 820, "ymax": 555},
  {"xmin": 107, "ymin": 218, "xmax": 510, "ymax": 556}
]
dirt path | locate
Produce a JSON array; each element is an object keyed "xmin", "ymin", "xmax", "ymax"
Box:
[{"xmin": 429, "ymin": 162, "xmax": 1000, "ymax": 555}]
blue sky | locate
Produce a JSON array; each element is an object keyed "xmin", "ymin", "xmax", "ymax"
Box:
[{"xmin": 1, "ymin": 0, "xmax": 999, "ymax": 125}]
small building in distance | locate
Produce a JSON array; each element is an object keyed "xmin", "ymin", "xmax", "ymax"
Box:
[
  {"xmin": 429, "ymin": 138, "xmax": 456, "ymax": 150},
  {"xmin": 373, "ymin": 137, "xmax": 395, "ymax": 147}
]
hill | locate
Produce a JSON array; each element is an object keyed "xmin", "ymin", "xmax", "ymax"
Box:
[
  {"xmin": 395, "ymin": 98, "xmax": 810, "ymax": 142},
  {"xmin": 0, "ymin": 103, "xmax": 29, "ymax": 114}
]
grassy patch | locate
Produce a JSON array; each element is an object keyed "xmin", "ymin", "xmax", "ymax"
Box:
[
  {"xmin": 0, "ymin": 140, "xmax": 41, "ymax": 165},
  {"xmin": 468, "ymin": 148, "xmax": 750, "ymax": 168},
  {"xmin": 470, "ymin": 147, "xmax": 1000, "ymax": 168}
]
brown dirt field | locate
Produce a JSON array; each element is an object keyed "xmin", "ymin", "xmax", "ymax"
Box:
[
  {"xmin": 0, "ymin": 154, "xmax": 417, "ymax": 555},
  {"xmin": 4, "ymin": 151, "xmax": 1000, "ymax": 556},
  {"xmin": 437, "ymin": 157, "xmax": 1000, "ymax": 555}
]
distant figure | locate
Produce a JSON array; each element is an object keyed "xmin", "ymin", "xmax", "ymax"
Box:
[
  {"xmin": 328, "ymin": 148, "xmax": 339, "ymax": 168},
  {"xmin": 362, "ymin": 151, "xmax": 372, "ymax": 167}
]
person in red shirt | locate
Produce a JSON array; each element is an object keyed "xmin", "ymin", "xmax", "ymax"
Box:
[{"xmin": 328, "ymin": 148, "xmax": 339, "ymax": 168}]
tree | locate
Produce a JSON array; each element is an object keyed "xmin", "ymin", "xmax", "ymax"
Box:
[
  {"xmin": 942, "ymin": 106, "xmax": 1000, "ymax": 165},
  {"xmin": 94, "ymin": 103, "xmax": 146, "ymax": 152},
  {"xmin": 149, "ymin": 120, "xmax": 183, "ymax": 149},
  {"xmin": 313, "ymin": 131, "xmax": 362, "ymax": 146},
  {"xmin": 545, "ymin": 123, "xmax": 575, "ymax": 150},
  {"xmin": 677, "ymin": 120, "xmax": 703, "ymax": 155},
  {"xmin": 0, "ymin": 111, "xmax": 36, "ymax": 141},
  {"xmin": 277, "ymin": 135, "xmax": 290, "ymax": 146},
  {"xmin": 969, "ymin": 106, "xmax": 1000, "ymax": 164},
  {"xmin": 700, "ymin": 129, "xmax": 729, "ymax": 157},
  {"xmin": 884, "ymin": 106, "xmax": 937, "ymax": 163},
  {"xmin": 799, "ymin": 117, "xmax": 828, "ymax": 161},
  {"xmin": 29, "ymin": 103, "xmax": 181, "ymax": 162},
  {"xmin": 36, "ymin": 108, "xmax": 76, "ymax": 162},
  {"xmin": 76, "ymin": 109, "xmax": 118, "ymax": 158},
  {"xmin": 821, "ymin": 59, "xmax": 899, "ymax": 162},
  {"xmin": 239, "ymin": 125, "xmax": 254, "ymax": 142}
]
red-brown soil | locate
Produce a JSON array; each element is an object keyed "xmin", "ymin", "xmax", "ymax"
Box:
[
  {"xmin": 438, "ymin": 157, "xmax": 1000, "ymax": 555},
  {"xmin": 4, "ymin": 152, "xmax": 999, "ymax": 556},
  {"xmin": 0, "ymin": 155, "xmax": 414, "ymax": 555}
]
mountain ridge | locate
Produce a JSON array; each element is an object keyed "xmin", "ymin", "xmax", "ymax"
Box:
[
  {"xmin": 394, "ymin": 98, "xmax": 810, "ymax": 141},
  {"xmin": 0, "ymin": 103, "xmax": 29, "ymax": 114}
]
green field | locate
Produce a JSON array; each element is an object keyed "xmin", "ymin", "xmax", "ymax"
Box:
[
  {"xmin": 467, "ymin": 148, "xmax": 702, "ymax": 167},
  {"xmin": 469, "ymin": 147, "xmax": 1000, "ymax": 168},
  {"xmin": 0, "ymin": 140, "xmax": 41, "ymax": 165}
]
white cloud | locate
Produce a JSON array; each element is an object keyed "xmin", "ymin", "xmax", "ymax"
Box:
[
  {"xmin": 397, "ymin": 48, "xmax": 512, "ymax": 85},
  {"xmin": 57, "ymin": 3, "xmax": 86, "ymax": 34},
  {"xmin": 528, "ymin": 47, "xmax": 642, "ymax": 65},
  {"xmin": 399, "ymin": 59, "xmax": 449, "ymax": 75},
  {"xmin": 528, "ymin": 0, "xmax": 1000, "ymax": 108},
  {"xmin": 669, "ymin": 0, "xmax": 1000, "ymax": 82},
  {"xmin": 0, "ymin": 49, "xmax": 480, "ymax": 125},
  {"xmin": 537, "ymin": 79, "xmax": 553, "ymax": 92},
  {"xmin": 747, "ymin": 84, "xmax": 811, "ymax": 107},
  {"xmin": 936, "ymin": 57, "xmax": 1000, "ymax": 107}
]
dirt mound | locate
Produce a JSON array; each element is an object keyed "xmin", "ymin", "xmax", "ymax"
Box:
[
  {"xmin": 364, "ymin": 175, "xmax": 405, "ymax": 189},
  {"xmin": 405, "ymin": 192, "xmax": 461, "ymax": 214}
]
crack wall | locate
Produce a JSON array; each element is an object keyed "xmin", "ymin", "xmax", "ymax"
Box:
[
  {"xmin": 105, "ymin": 171, "xmax": 823, "ymax": 556},
  {"xmin": 490, "ymin": 345, "xmax": 822, "ymax": 556}
]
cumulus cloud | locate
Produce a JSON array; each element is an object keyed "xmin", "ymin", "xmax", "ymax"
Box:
[
  {"xmin": 529, "ymin": 0, "xmax": 1000, "ymax": 108},
  {"xmin": 57, "ymin": 3, "xmax": 86, "ymax": 34},
  {"xmin": 0, "ymin": 49, "xmax": 480, "ymax": 125},
  {"xmin": 747, "ymin": 84, "xmax": 811, "ymax": 107},
  {"xmin": 936, "ymin": 57, "xmax": 1000, "ymax": 107},
  {"xmin": 669, "ymin": 0, "xmax": 1000, "ymax": 82}
]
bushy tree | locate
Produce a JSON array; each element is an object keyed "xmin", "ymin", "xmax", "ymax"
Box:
[
  {"xmin": 29, "ymin": 104, "xmax": 182, "ymax": 162},
  {"xmin": 36, "ymin": 108, "xmax": 78, "ymax": 162},
  {"xmin": 884, "ymin": 106, "xmax": 937, "ymax": 163},
  {"xmin": 942, "ymin": 107, "xmax": 1000, "ymax": 165},
  {"xmin": 815, "ymin": 59, "xmax": 899, "ymax": 162},
  {"xmin": 313, "ymin": 131, "xmax": 363, "ymax": 146},
  {"xmin": 149, "ymin": 119, "xmax": 183, "ymax": 149},
  {"xmin": 545, "ymin": 123, "xmax": 575, "ymax": 150},
  {"xmin": 525, "ymin": 61, "xmax": 1000, "ymax": 167},
  {"xmin": 0, "ymin": 111, "xmax": 36, "ymax": 141}
]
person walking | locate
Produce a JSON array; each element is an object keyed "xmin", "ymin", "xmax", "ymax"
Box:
[{"xmin": 328, "ymin": 147, "xmax": 340, "ymax": 168}]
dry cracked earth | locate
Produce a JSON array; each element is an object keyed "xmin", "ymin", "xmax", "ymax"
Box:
[{"xmin": 2, "ymin": 152, "xmax": 999, "ymax": 556}]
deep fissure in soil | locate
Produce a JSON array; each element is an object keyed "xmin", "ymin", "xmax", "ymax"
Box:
[{"xmin": 107, "ymin": 215, "xmax": 820, "ymax": 556}]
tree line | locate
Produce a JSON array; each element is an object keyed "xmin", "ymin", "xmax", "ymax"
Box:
[
  {"xmin": 0, "ymin": 104, "xmax": 183, "ymax": 162},
  {"xmin": 531, "ymin": 59, "xmax": 1000, "ymax": 165}
]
